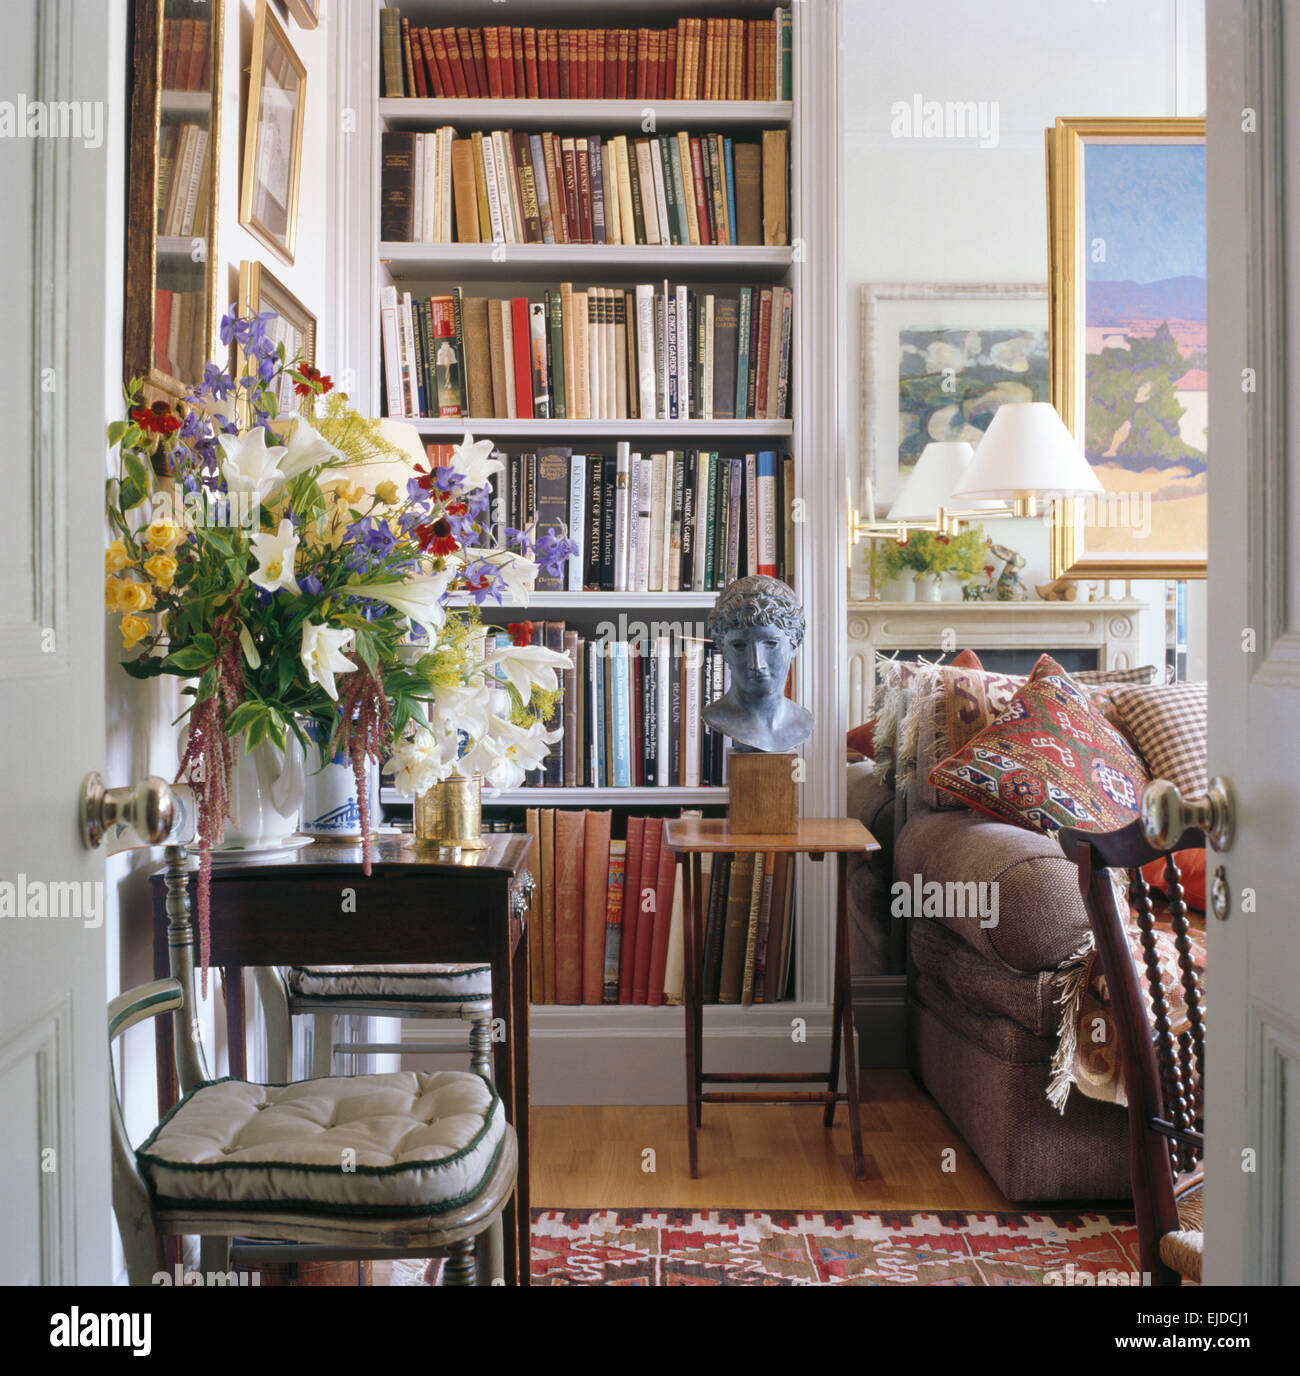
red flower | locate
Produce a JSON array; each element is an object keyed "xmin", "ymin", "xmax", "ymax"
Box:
[
  {"xmin": 415, "ymin": 517, "xmax": 459, "ymax": 557},
  {"xmin": 292, "ymin": 363, "xmax": 334, "ymax": 398},
  {"xmin": 983, "ymin": 564, "xmax": 995, "ymax": 578},
  {"xmin": 131, "ymin": 400, "xmax": 181, "ymax": 436},
  {"xmin": 508, "ymin": 621, "xmax": 534, "ymax": 647}
]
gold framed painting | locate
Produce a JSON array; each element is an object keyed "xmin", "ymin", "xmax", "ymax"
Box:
[
  {"xmin": 284, "ymin": 0, "xmax": 321, "ymax": 29},
  {"xmin": 236, "ymin": 260, "xmax": 316, "ymax": 420},
  {"xmin": 1046, "ymin": 117, "xmax": 1207, "ymax": 578},
  {"xmin": 240, "ymin": 0, "xmax": 306, "ymax": 264}
]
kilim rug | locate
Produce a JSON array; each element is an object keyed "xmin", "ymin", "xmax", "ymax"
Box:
[{"xmin": 527, "ymin": 1208, "xmax": 1141, "ymax": 1286}]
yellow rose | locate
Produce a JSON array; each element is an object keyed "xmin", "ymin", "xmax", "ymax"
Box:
[
  {"xmin": 143, "ymin": 518, "xmax": 183, "ymax": 552},
  {"xmin": 120, "ymin": 615, "xmax": 150, "ymax": 650},
  {"xmin": 105, "ymin": 540, "xmax": 131, "ymax": 574},
  {"xmin": 374, "ymin": 479, "xmax": 400, "ymax": 506},
  {"xmin": 326, "ymin": 479, "xmax": 366, "ymax": 506},
  {"xmin": 115, "ymin": 580, "xmax": 155, "ymax": 613},
  {"xmin": 105, "ymin": 577, "xmax": 125, "ymax": 611},
  {"xmin": 143, "ymin": 553, "xmax": 177, "ymax": 589}
]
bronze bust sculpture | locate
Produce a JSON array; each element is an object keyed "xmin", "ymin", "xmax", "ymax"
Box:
[{"xmin": 701, "ymin": 575, "xmax": 814, "ymax": 753}]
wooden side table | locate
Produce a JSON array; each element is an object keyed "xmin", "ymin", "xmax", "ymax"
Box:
[{"xmin": 663, "ymin": 817, "xmax": 879, "ymax": 1179}]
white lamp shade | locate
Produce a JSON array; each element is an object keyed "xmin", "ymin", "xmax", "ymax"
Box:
[
  {"xmin": 887, "ymin": 442, "xmax": 1002, "ymax": 520},
  {"xmin": 950, "ymin": 402, "xmax": 1103, "ymax": 499}
]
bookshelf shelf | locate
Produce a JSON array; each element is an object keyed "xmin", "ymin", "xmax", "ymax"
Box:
[
  {"xmin": 378, "ymin": 97, "xmax": 793, "ymax": 131},
  {"xmin": 379, "ymin": 241, "xmax": 794, "ymax": 281},
  {"xmin": 381, "ymin": 785, "xmax": 729, "ymax": 807},
  {"xmin": 410, "ymin": 416, "xmax": 793, "ymax": 438},
  {"xmin": 450, "ymin": 591, "xmax": 719, "ymax": 609}
]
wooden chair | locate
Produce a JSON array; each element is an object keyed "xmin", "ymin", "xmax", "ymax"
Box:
[
  {"xmin": 112, "ymin": 845, "xmax": 516, "ymax": 1286},
  {"xmin": 1059, "ymin": 810, "xmax": 1206, "ymax": 1286}
]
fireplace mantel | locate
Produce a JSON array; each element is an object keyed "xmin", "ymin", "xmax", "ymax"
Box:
[{"xmin": 845, "ymin": 599, "xmax": 1147, "ymax": 726}]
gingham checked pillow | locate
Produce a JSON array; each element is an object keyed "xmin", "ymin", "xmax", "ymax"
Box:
[{"xmin": 1109, "ymin": 682, "xmax": 1208, "ymax": 799}]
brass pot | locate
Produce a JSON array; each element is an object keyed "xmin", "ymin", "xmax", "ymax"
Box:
[{"xmin": 413, "ymin": 770, "xmax": 487, "ymax": 851}]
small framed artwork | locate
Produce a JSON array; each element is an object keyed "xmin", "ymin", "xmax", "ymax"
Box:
[
  {"xmin": 236, "ymin": 260, "xmax": 316, "ymax": 418},
  {"xmin": 283, "ymin": 0, "xmax": 321, "ymax": 29},
  {"xmin": 1046, "ymin": 117, "xmax": 1206, "ymax": 578},
  {"xmin": 240, "ymin": 0, "xmax": 306, "ymax": 264},
  {"xmin": 860, "ymin": 283, "xmax": 1050, "ymax": 511}
]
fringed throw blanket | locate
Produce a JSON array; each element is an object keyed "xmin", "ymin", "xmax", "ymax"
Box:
[{"xmin": 1049, "ymin": 875, "xmax": 1207, "ymax": 1112}]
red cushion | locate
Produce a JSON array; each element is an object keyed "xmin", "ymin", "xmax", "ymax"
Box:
[
  {"xmin": 949, "ymin": 648, "xmax": 983, "ymax": 670},
  {"xmin": 1141, "ymin": 849, "xmax": 1207, "ymax": 913},
  {"xmin": 928, "ymin": 654, "xmax": 1149, "ymax": 836},
  {"xmin": 846, "ymin": 719, "xmax": 876, "ymax": 757}
]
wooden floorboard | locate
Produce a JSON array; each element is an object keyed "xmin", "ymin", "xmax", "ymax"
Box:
[{"xmin": 531, "ymin": 1069, "xmax": 1015, "ymax": 1212}]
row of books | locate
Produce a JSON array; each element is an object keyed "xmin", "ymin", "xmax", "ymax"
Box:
[
  {"xmin": 380, "ymin": 126, "xmax": 788, "ymax": 248},
  {"xmin": 153, "ymin": 289, "xmax": 204, "ymax": 385},
  {"xmin": 528, "ymin": 623, "xmax": 733, "ymax": 791},
  {"xmin": 495, "ymin": 446, "xmax": 797, "ymax": 594},
  {"xmin": 380, "ymin": 283, "xmax": 794, "ymax": 423},
  {"xmin": 156, "ymin": 122, "xmax": 211, "ymax": 238},
  {"xmin": 379, "ymin": 11, "xmax": 793, "ymax": 103},
  {"xmin": 161, "ymin": 16, "xmax": 212, "ymax": 93},
  {"xmin": 520, "ymin": 808, "xmax": 796, "ymax": 1006}
]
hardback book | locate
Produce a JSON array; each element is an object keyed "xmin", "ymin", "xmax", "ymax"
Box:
[
  {"xmin": 734, "ymin": 140, "xmax": 762, "ymax": 245},
  {"xmin": 553, "ymin": 809, "xmax": 586, "ymax": 1004},
  {"xmin": 646, "ymin": 822, "xmax": 679, "ymax": 1005},
  {"xmin": 538, "ymin": 808, "xmax": 556, "ymax": 1002},
  {"xmin": 381, "ymin": 131, "xmax": 416, "ymax": 241},
  {"xmin": 451, "ymin": 136, "xmax": 479, "ymax": 242},
  {"xmin": 533, "ymin": 447, "xmax": 573, "ymax": 593},
  {"xmin": 601, "ymin": 839, "xmax": 626, "ymax": 1003},
  {"xmin": 428, "ymin": 294, "xmax": 465, "ymax": 416},
  {"xmin": 756, "ymin": 451, "xmax": 779, "ymax": 575},
  {"xmin": 584, "ymin": 453, "xmax": 604, "ymax": 590},
  {"xmin": 662, "ymin": 845, "xmax": 702, "ymax": 1007},
  {"xmin": 742, "ymin": 850, "xmax": 774, "ymax": 1005},
  {"xmin": 713, "ymin": 296, "xmax": 740, "ymax": 420},
  {"xmin": 619, "ymin": 816, "xmax": 646, "ymax": 1004},
  {"xmin": 634, "ymin": 455, "xmax": 654, "ymax": 593},
  {"xmin": 609, "ymin": 641, "xmax": 632, "ymax": 789},
  {"xmin": 461, "ymin": 296, "xmax": 493, "ymax": 417},
  {"xmin": 529, "ymin": 300, "xmax": 550, "ymax": 417},
  {"xmin": 655, "ymin": 635, "xmax": 672, "ymax": 786},
  {"xmin": 566, "ymin": 455, "xmax": 586, "ymax": 592},
  {"xmin": 562, "ymin": 631, "xmax": 580, "ymax": 787},
  {"xmin": 630, "ymin": 817, "xmax": 663, "ymax": 1004},
  {"xmin": 718, "ymin": 851, "xmax": 757, "ymax": 1004},
  {"xmin": 582, "ymin": 811, "xmax": 612, "ymax": 1003},
  {"xmin": 542, "ymin": 622, "xmax": 566, "ymax": 787},
  {"xmin": 761, "ymin": 128, "xmax": 789, "ymax": 246},
  {"xmin": 613, "ymin": 441, "xmax": 631, "ymax": 592},
  {"xmin": 765, "ymin": 286, "xmax": 786, "ymax": 420}
]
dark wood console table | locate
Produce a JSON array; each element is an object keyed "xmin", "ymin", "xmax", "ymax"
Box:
[{"xmin": 149, "ymin": 832, "xmax": 534, "ymax": 1285}]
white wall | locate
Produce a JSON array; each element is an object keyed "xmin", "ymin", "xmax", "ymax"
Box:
[
  {"xmin": 106, "ymin": 0, "xmax": 336, "ymax": 1266},
  {"xmin": 843, "ymin": 0, "xmax": 1206, "ymax": 670}
]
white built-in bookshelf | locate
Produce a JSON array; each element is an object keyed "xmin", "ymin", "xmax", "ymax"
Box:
[{"xmin": 331, "ymin": 0, "xmax": 846, "ymax": 1103}]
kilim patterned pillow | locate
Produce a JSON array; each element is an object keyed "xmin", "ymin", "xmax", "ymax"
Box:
[
  {"xmin": 1109, "ymin": 681, "xmax": 1208, "ymax": 799},
  {"xmin": 929, "ymin": 654, "xmax": 1149, "ymax": 835}
]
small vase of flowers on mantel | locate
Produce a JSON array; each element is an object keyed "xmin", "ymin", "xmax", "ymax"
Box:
[
  {"xmin": 867, "ymin": 526, "xmax": 989, "ymax": 603},
  {"xmin": 105, "ymin": 310, "xmax": 574, "ymax": 987}
]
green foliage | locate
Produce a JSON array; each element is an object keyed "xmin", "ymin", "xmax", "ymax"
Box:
[{"xmin": 870, "ymin": 524, "xmax": 989, "ymax": 583}]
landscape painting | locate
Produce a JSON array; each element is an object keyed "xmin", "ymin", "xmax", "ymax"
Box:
[{"xmin": 1047, "ymin": 118, "xmax": 1206, "ymax": 576}]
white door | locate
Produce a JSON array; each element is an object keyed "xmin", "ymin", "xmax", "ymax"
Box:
[
  {"xmin": 1204, "ymin": 0, "xmax": 1300, "ymax": 1285},
  {"xmin": 0, "ymin": 0, "xmax": 120, "ymax": 1283}
]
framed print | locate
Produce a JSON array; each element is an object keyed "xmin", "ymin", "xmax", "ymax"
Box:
[
  {"xmin": 1047, "ymin": 117, "xmax": 1207, "ymax": 578},
  {"xmin": 860, "ymin": 283, "xmax": 1049, "ymax": 510},
  {"xmin": 240, "ymin": 0, "xmax": 306, "ymax": 263},
  {"xmin": 236, "ymin": 260, "xmax": 316, "ymax": 419},
  {"xmin": 284, "ymin": 0, "xmax": 321, "ymax": 29}
]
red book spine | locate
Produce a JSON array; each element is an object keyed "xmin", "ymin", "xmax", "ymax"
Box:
[
  {"xmin": 484, "ymin": 27, "xmax": 503, "ymax": 99},
  {"xmin": 418, "ymin": 28, "xmax": 443, "ymax": 98},
  {"xmin": 655, "ymin": 29, "xmax": 667, "ymax": 99},
  {"xmin": 754, "ymin": 290, "xmax": 773, "ymax": 418},
  {"xmin": 617, "ymin": 29, "xmax": 630, "ymax": 98},
  {"xmin": 544, "ymin": 30, "xmax": 557, "ymax": 99},
  {"xmin": 581, "ymin": 810, "xmax": 612, "ymax": 1005},
  {"xmin": 604, "ymin": 30, "xmax": 617, "ymax": 100},
  {"xmin": 587, "ymin": 29, "xmax": 599, "ymax": 99},
  {"xmin": 399, "ymin": 18, "xmax": 415, "ymax": 97},
  {"xmin": 500, "ymin": 26, "xmax": 515, "ymax": 97},
  {"xmin": 745, "ymin": 20, "xmax": 756, "ymax": 101},
  {"xmin": 510, "ymin": 297, "xmax": 533, "ymax": 419},
  {"xmin": 634, "ymin": 29, "xmax": 649, "ymax": 98},
  {"xmin": 407, "ymin": 22, "xmax": 427, "ymax": 97},
  {"xmin": 665, "ymin": 28, "xmax": 677, "ymax": 102},
  {"xmin": 557, "ymin": 30, "xmax": 570, "ymax": 99},
  {"xmin": 456, "ymin": 27, "xmax": 479, "ymax": 97},
  {"xmin": 553, "ymin": 809, "xmax": 585, "ymax": 1006},
  {"xmin": 575, "ymin": 30, "xmax": 587, "ymax": 100},
  {"xmin": 561, "ymin": 141, "xmax": 580, "ymax": 243},
  {"xmin": 631, "ymin": 818, "xmax": 662, "ymax": 1004},
  {"xmin": 524, "ymin": 27, "xmax": 539, "ymax": 98},
  {"xmin": 647, "ymin": 828, "xmax": 678, "ymax": 1005},
  {"xmin": 575, "ymin": 139, "xmax": 592, "ymax": 244},
  {"xmin": 619, "ymin": 816, "xmax": 646, "ymax": 1004},
  {"xmin": 469, "ymin": 28, "xmax": 489, "ymax": 98},
  {"xmin": 442, "ymin": 28, "xmax": 469, "ymax": 98},
  {"xmin": 430, "ymin": 29, "xmax": 456, "ymax": 99},
  {"xmin": 512, "ymin": 27, "xmax": 526, "ymax": 98},
  {"xmin": 689, "ymin": 137, "xmax": 712, "ymax": 245}
]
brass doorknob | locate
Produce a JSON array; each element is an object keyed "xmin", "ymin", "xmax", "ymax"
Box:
[
  {"xmin": 1140, "ymin": 776, "xmax": 1234, "ymax": 853},
  {"xmin": 80, "ymin": 773, "xmax": 177, "ymax": 849}
]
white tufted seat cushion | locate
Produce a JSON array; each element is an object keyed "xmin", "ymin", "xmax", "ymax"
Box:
[
  {"xmin": 288, "ymin": 963, "xmax": 492, "ymax": 1002},
  {"xmin": 137, "ymin": 1071, "xmax": 505, "ymax": 1213}
]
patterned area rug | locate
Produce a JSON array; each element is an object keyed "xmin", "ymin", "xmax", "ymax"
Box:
[{"xmin": 529, "ymin": 1209, "xmax": 1140, "ymax": 1286}]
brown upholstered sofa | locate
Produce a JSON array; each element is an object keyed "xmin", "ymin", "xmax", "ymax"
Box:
[{"xmin": 847, "ymin": 759, "xmax": 1131, "ymax": 1202}]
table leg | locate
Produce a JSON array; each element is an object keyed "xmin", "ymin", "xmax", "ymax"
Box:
[
  {"xmin": 223, "ymin": 967, "xmax": 246, "ymax": 1081},
  {"xmin": 680, "ymin": 853, "xmax": 700, "ymax": 1179},
  {"xmin": 836, "ymin": 854, "xmax": 865, "ymax": 1177},
  {"xmin": 824, "ymin": 858, "xmax": 843, "ymax": 1130},
  {"xmin": 691, "ymin": 855, "xmax": 705, "ymax": 1129},
  {"xmin": 513, "ymin": 929, "xmax": 531, "ymax": 1285}
]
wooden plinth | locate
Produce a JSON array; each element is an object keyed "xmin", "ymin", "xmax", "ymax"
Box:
[{"xmin": 727, "ymin": 750, "xmax": 798, "ymax": 834}]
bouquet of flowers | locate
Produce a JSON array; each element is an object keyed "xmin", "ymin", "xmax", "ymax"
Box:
[
  {"xmin": 106, "ymin": 310, "xmax": 574, "ymax": 983},
  {"xmin": 868, "ymin": 525, "xmax": 989, "ymax": 585}
]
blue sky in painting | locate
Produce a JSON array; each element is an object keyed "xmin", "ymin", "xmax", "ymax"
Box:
[{"xmin": 1084, "ymin": 143, "xmax": 1206, "ymax": 283}]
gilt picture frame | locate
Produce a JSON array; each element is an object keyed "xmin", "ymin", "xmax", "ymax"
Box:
[
  {"xmin": 236, "ymin": 260, "xmax": 316, "ymax": 423},
  {"xmin": 239, "ymin": 0, "xmax": 306, "ymax": 264},
  {"xmin": 1047, "ymin": 117, "xmax": 1207, "ymax": 578}
]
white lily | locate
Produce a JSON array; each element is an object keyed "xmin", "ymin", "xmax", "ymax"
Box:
[
  {"xmin": 447, "ymin": 433, "xmax": 504, "ymax": 493},
  {"xmin": 363, "ymin": 570, "xmax": 455, "ymax": 638},
  {"xmin": 473, "ymin": 548, "xmax": 539, "ymax": 606},
  {"xmin": 462, "ymin": 716, "xmax": 560, "ymax": 794},
  {"xmin": 386, "ymin": 728, "xmax": 458, "ymax": 796},
  {"xmin": 279, "ymin": 419, "xmax": 345, "ymax": 479},
  {"xmin": 426, "ymin": 681, "xmax": 492, "ymax": 742},
  {"xmin": 219, "ymin": 431, "xmax": 290, "ymax": 504},
  {"xmin": 248, "ymin": 518, "xmax": 301, "ymax": 595},
  {"xmin": 300, "ymin": 621, "xmax": 357, "ymax": 702},
  {"xmin": 487, "ymin": 643, "xmax": 572, "ymax": 700}
]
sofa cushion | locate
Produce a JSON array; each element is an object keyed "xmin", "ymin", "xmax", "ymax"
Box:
[
  {"xmin": 136, "ymin": 1070, "xmax": 506, "ymax": 1215},
  {"xmin": 929, "ymin": 655, "xmax": 1148, "ymax": 837},
  {"xmin": 289, "ymin": 964, "xmax": 492, "ymax": 1002},
  {"xmin": 894, "ymin": 805, "xmax": 1093, "ymax": 973},
  {"xmin": 1109, "ymin": 680, "xmax": 1208, "ymax": 799},
  {"xmin": 909, "ymin": 914, "xmax": 1058, "ymax": 1037}
]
